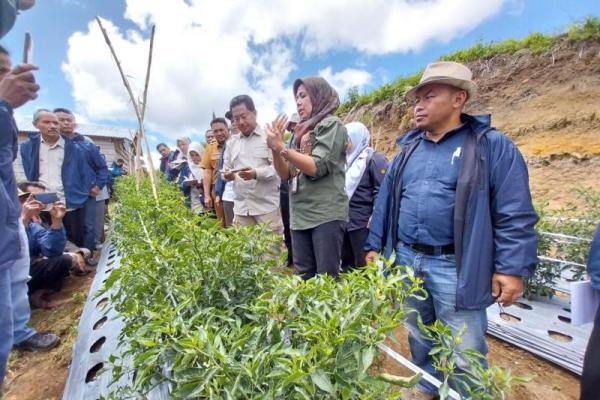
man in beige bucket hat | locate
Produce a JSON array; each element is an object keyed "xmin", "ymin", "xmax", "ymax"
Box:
[
  {"xmin": 365, "ymin": 61, "xmax": 538, "ymax": 397},
  {"xmin": 405, "ymin": 61, "xmax": 477, "ymax": 101}
]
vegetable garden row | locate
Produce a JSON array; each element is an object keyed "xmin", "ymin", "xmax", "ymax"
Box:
[{"xmin": 65, "ymin": 177, "xmax": 598, "ymax": 399}]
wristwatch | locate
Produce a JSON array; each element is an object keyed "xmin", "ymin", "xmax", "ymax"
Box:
[{"xmin": 279, "ymin": 147, "xmax": 290, "ymax": 160}]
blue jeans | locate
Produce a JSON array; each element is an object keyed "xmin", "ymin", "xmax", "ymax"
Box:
[
  {"xmin": 12, "ymin": 223, "xmax": 36, "ymax": 345},
  {"xmin": 396, "ymin": 244, "xmax": 488, "ymax": 396},
  {"xmin": 83, "ymin": 196, "xmax": 97, "ymax": 251},
  {"xmin": 1, "ymin": 224, "xmax": 36, "ymax": 385},
  {"xmin": 0, "ymin": 268, "xmax": 12, "ymax": 386}
]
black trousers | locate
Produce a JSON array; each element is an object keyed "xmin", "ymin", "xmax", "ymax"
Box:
[
  {"xmin": 62, "ymin": 207, "xmax": 85, "ymax": 248},
  {"xmin": 292, "ymin": 220, "xmax": 345, "ymax": 280},
  {"xmin": 280, "ymin": 186, "xmax": 293, "ymax": 265},
  {"xmin": 341, "ymin": 227, "xmax": 369, "ymax": 272},
  {"xmin": 581, "ymin": 306, "xmax": 600, "ymax": 400},
  {"xmin": 29, "ymin": 254, "xmax": 71, "ymax": 293}
]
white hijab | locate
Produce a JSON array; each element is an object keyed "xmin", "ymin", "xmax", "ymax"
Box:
[
  {"xmin": 345, "ymin": 122, "xmax": 373, "ymax": 199},
  {"xmin": 176, "ymin": 136, "xmax": 192, "ymax": 161},
  {"xmin": 186, "ymin": 142, "xmax": 205, "ymax": 180}
]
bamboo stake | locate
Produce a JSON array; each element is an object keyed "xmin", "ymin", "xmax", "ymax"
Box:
[
  {"xmin": 96, "ymin": 17, "xmax": 158, "ymax": 203},
  {"xmin": 129, "ymin": 129, "xmax": 140, "ymax": 190},
  {"xmin": 139, "ymin": 25, "xmax": 158, "ymax": 192},
  {"xmin": 140, "ymin": 26, "xmax": 154, "ymax": 122}
]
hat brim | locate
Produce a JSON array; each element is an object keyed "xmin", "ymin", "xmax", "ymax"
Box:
[{"xmin": 405, "ymin": 77, "xmax": 477, "ymax": 101}]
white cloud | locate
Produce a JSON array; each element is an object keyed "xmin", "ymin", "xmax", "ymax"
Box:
[
  {"xmin": 62, "ymin": 0, "xmax": 508, "ymax": 139},
  {"xmin": 319, "ymin": 67, "xmax": 372, "ymax": 100}
]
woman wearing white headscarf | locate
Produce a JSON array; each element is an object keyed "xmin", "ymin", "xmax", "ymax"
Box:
[
  {"xmin": 178, "ymin": 142, "xmax": 205, "ymax": 214},
  {"xmin": 342, "ymin": 122, "xmax": 389, "ymax": 271},
  {"xmin": 176, "ymin": 136, "xmax": 191, "ymax": 160},
  {"xmin": 169, "ymin": 136, "xmax": 192, "ymax": 182}
]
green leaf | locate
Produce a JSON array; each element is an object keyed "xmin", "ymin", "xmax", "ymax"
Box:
[
  {"xmin": 439, "ymin": 378, "xmax": 450, "ymax": 400},
  {"xmin": 310, "ymin": 370, "xmax": 334, "ymax": 394},
  {"xmin": 377, "ymin": 372, "xmax": 422, "ymax": 388},
  {"xmin": 361, "ymin": 347, "xmax": 375, "ymax": 374}
]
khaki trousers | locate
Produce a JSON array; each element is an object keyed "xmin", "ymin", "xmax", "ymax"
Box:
[{"xmin": 233, "ymin": 209, "xmax": 284, "ymax": 235}]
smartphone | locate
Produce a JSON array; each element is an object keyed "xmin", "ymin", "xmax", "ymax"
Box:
[
  {"xmin": 23, "ymin": 32, "xmax": 33, "ymax": 64},
  {"xmin": 230, "ymin": 167, "xmax": 251, "ymax": 173},
  {"xmin": 33, "ymin": 192, "xmax": 59, "ymax": 204}
]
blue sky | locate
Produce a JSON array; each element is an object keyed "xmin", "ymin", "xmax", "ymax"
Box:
[{"xmin": 2, "ymin": 0, "xmax": 599, "ymax": 153}]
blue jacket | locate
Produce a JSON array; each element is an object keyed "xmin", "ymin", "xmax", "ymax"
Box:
[
  {"xmin": 365, "ymin": 114, "xmax": 539, "ymax": 310},
  {"xmin": 20, "ymin": 132, "xmax": 90, "ymax": 209},
  {"xmin": 26, "ymin": 222, "xmax": 66, "ymax": 258},
  {"xmin": 178, "ymin": 163, "xmax": 205, "ymax": 209},
  {"xmin": 160, "ymin": 149, "xmax": 180, "ymax": 182},
  {"xmin": 110, "ymin": 162, "xmax": 124, "ymax": 178},
  {"xmin": 178, "ymin": 163, "xmax": 192, "ymax": 197},
  {"xmin": 0, "ymin": 101, "xmax": 21, "ymax": 270},
  {"xmin": 213, "ymin": 148, "xmax": 226, "ymax": 197},
  {"xmin": 588, "ymin": 225, "xmax": 600, "ymax": 290},
  {"xmin": 67, "ymin": 133, "xmax": 109, "ymax": 190}
]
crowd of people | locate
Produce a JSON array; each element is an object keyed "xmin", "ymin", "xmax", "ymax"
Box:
[
  {"xmin": 151, "ymin": 64, "xmax": 542, "ymax": 398},
  {"xmin": 0, "ymin": 3, "xmax": 130, "ymax": 387},
  {"xmin": 147, "ymin": 62, "xmax": 598, "ymax": 398},
  {"xmin": 1, "ymin": 2, "xmax": 599, "ymax": 399},
  {"xmin": 1, "ymin": 41, "xmax": 127, "ymax": 353},
  {"xmin": 157, "ymin": 87, "xmax": 389, "ymax": 276}
]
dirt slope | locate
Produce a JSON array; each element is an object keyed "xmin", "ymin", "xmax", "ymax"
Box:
[{"xmin": 345, "ymin": 40, "xmax": 600, "ymax": 208}]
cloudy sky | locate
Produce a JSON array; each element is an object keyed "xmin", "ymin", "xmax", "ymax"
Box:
[{"xmin": 3, "ymin": 0, "xmax": 599, "ymax": 151}]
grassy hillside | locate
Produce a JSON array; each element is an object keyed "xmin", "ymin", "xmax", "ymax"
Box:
[{"xmin": 339, "ymin": 17, "xmax": 600, "ymax": 115}]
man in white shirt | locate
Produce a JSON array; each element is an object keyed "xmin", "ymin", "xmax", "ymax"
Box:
[
  {"xmin": 21, "ymin": 110, "xmax": 89, "ymax": 249},
  {"xmin": 223, "ymin": 95, "xmax": 283, "ymax": 234},
  {"xmin": 36, "ymin": 111, "xmax": 65, "ymax": 200}
]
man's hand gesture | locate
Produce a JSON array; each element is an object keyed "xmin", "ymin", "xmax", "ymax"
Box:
[
  {"xmin": 0, "ymin": 65, "xmax": 40, "ymax": 108},
  {"xmin": 21, "ymin": 195, "xmax": 43, "ymax": 223},
  {"xmin": 492, "ymin": 273, "xmax": 524, "ymax": 307},
  {"xmin": 50, "ymin": 201, "xmax": 66, "ymax": 229},
  {"xmin": 238, "ymin": 168, "xmax": 257, "ymax": 181}
]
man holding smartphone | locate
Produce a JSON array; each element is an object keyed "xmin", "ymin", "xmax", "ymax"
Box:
[
  {"xmin": 18, "ymin": 182, "xmax": 76, "ymax": 310},
  {"xmin": 223, "ymin": 95, "xmax": 283, "ymax": 234},
  {"xmin": 0, "ymin": 0, "xmax": 40, "ymax": 388}
]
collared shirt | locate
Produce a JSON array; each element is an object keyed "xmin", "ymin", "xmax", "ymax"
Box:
[
  {"xmin": 397, "ymin": 123, "xmax": 469, "ymax": 246},
  {"xmin": 38, "ymin": 135, "xmax": 65, "ymax": 200},
  {"xmin": 223, "ymin": 126, "xmax": 280, "ymax": 216}
]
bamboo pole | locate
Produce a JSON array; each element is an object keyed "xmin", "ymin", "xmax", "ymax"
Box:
[
  {"xmin": 96, "ymin": 17, "xmax": 158, "ymax": 203},
  {"xmin": 129, "ymin": 129, "xmax": 140, "ymax": 190},
  {"xmin": 139, "ymin": 25, "xmax": 159, "ymax": 195},
  {"xmin": 140, "ymin": 26, "xmax": 154, "ymax": 122}
]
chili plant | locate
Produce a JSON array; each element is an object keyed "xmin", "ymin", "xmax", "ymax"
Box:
[
  {"xmin": 525, "ymin": 187, "xmax": 599, "ymax": 298},
  {"xmin": 419, "ymin": 320, "xmax": 532, "ymax": 400},
  {"xmin": 100, "ymin": 177, "xmax": 517, "ymax": 399}
]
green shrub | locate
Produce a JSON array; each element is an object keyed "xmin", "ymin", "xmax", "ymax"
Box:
[
  {"xmin": 526, "ymin": 187, "xmax": 600, "ymax": 298},
  {"xmin": 567, "ymin": 17, "xmax": 600, "ymax": 41}
]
